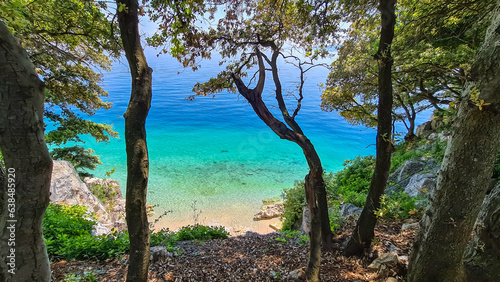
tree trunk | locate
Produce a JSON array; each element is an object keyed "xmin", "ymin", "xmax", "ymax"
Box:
[
  {"xmin": 231, "ymin": 50, "xmax": 330, "ymax": 281},
  {"xmin": 301, "ymin": 139, "xmax": 326, "ymax": 282},
  {"xmin": 0, "ymin": 21, "xmax": 52, "ymax": 281},
  {"xmin": 116, "ymin": 1, "xmax": 153, "ymax": 281},
  {"xmin": 463, "ymin": 183, "xmax": 500, "ymax": 282},
  {"xmin": 408, "ymin": 5, "xmax": 500, "ymax": 280},
  {"xmin": 344, "ymin": 0, "xmax": 395, "ymax": 257}
]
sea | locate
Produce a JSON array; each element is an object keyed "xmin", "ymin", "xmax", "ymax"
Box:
[{"xmin": 60, "ymin": 48, "xmax": 428, "ymax": 232}]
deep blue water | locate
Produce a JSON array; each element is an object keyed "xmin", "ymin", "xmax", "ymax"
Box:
[{"xmin": 66, "ymin": 48, "xmax": 427, "ymax": 231}]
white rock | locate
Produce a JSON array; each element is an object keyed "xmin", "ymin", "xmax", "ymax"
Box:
[{"xmin": 367, "ymin": 252, "xmax": 399, "ymax": 271}]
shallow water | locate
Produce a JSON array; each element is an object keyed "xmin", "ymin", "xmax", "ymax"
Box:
[{"xmin": 63, "ymin": 49, "xmax": 413, "ymax": 231}]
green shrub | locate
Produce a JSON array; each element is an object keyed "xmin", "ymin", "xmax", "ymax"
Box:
[
  {"xmin": 43, "ymin": 204, "xmax": 96, "ymax": 258},
  {"xmin": 281, "ymin": 180, "xmax": 306, "ymax": 231},
  {"xmin": 390, "ymin": 142, "xmax": 426, "ymax": 172},
  {"xmin": 275, "ymin": 230, "xmax": 309, "ymax": 245},
  {"xmin": 43, "ymin": 204, "xmax": 131, "ymax": 260},
  {"xmin": 173, "ymin": 224, "xmax": 229, "ymax": 241},
  {"xmin": 328, "ymin": 202, "xmax": 343, "ymax": 233},
  {"xmin": 43, "ymin": 204, "xmax": 227, "ymax": 261},
  {"xmin": 329, "ymin": 156, "xmax": 375, "ymax": 207},
  {"xmin": 88, "ymin": 183, "xmax": 118, "ymax": 204},
  {"xmin": 375, "ymin": 192, "xmax": 426, "ymax": 219},
  {"xmin": 427, "ymin": 138, "xmax": 447, "ymax": 164},
  {"xmin": 62, "ymin": 271, "xmax": 97, "ymax": 282}
]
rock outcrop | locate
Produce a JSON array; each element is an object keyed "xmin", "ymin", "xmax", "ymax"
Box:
[
  {"xmin": 339, "ymin": 203, "xmax": 363, "ymax": 218},
  {"xmin": 83, "ymin": 177, "xmax": 127, "ymax": 229},
  {"xmin": 386, "ymin": 158, "xmax": 439, "ymax": 198},
  {"xmin": 254, "ymin": 203, "xmax": 284, "ymax": 220},
  {"xmin": 50, "ymin": 161, "xmax": 126, "ymax": 235}
]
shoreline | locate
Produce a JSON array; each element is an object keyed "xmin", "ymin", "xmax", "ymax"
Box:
[{"xmin": 150, "ymin": 201, "xmax": 283, "ymax": 236}]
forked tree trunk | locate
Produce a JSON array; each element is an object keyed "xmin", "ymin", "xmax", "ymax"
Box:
[
  {"xmin": 344, "ymin": 0, "xmax": 395, "ymax": 257},
  {"xmin": 232, "ymin": 50, "xmax": 331, "ymax": 281},
  {"xmin": 116, "ymin": 1, "xmax": 153, "ymax": 281},
  {"xmin": 408, "ymin": 5, "xmax": 500, "ymax": 281},
  {"xmin": 0, "ymin": 22, "xmax": 52, "ymax": 281}
]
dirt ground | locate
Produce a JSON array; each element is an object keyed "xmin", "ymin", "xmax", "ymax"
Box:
[{"xmin": 50, "ymin": 219, "xmax": 418, "ymax": 281}]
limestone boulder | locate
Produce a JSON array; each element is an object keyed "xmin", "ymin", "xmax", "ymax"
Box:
[
  {"xmin": 254, "ymin": 203, "xmax": 284, "ymax": 220},
  {"xmin": 83, "ymin": 177, "xmax": 126, "ymax": 229},
  {"xmin": 367, "ymin": 252, "xmax": 399, "ymax": 271},
  {"xmin": 339, "ymin": 204, "xmax": 362, "ymax": 218},
  {"xmin": 50, "ymin": 161, "xmax": 108, "ymax": 221},
  {"xmin": 404, "ymin": 173, "xmax": 436, "ymax": 197},
  {"xmin": 50, "ymin": 161, "xmax": 126, "ymax": 233}
]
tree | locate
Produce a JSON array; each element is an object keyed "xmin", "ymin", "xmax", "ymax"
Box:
[
  {"xmin": 321, "ymin": 0, "xmax": 491, "ymax": 140},
  {"xmin": 342, "ymin": 0, "xmax": 396, "ymax": 256},
  {"xmin": 408, "ymin": 3, "xmax": 500, "ymax": 280},
  {"xmin": 147, "ymin": 0, "xmax": 339, "ymax": 279},
  {"xmin": 116, "ymin": 0, "xmax": 153, "ymax": 281},
  {"xmin": 0, "ymin": 21, "xmax": 52, "ymax": 281},
  {"xmin": 0, "ymin": 0, "xmax": 121, "ymax": 175}
]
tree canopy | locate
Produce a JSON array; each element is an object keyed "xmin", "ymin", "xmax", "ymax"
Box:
[
  {"xmin": 321, "ymin": 0, "xmax": 495, "ymax": 139},
  {"xmin": 0, "ymin": 0, "xmax": 121, "ymax": 174}
]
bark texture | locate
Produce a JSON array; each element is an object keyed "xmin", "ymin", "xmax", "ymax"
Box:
[
  {"xmin": 464, "ymin": 183, "xmax": 500, "ymax": 282},
  {"xmin": 344, "ymin": 0, "xmax": 395, "ymax": 257},
  {"xmin": 232, "ymin": 49, "xmax": 331, "ymax": 281},
  {"xmin": 116, "ymin": 1, "xmax": 153, "ymax": 281},
  {"xmin": 0, "ymin": 22, "xmax": 52, "ymax": 281},
  {"xmin": 408, "ymin": 5, "xmax": 500, "ymax": 281}
]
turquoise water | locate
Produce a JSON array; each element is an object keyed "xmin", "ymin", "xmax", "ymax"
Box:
[{"xmin": 70, "ymin": 49, "xmax": 408, "ymax": 231}]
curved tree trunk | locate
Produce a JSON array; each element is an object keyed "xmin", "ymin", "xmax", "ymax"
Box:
[
  {"xmin": 408, "ymin": 5, "xmax": 500, "ymax": 281},
  {"xmin": 300, "ymin": 139, "xmax": 327, "ymax": 282},
  {"xmin": 344, "ymin": 0, "xmax": 395, "ymax": 257},
  {"xmin": 231, "ymin": 49, "xmax": 331, "ymax": 281},
  {"xmin": 116, "ymin": 1, "xmax": 153, "ymax": 281},
  {"xmin": 0, "ymin": 21, "xmax": 52, "ymax": 281}
]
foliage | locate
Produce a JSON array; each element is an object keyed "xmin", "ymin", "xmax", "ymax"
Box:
[
  {"xmin": 275, "ymin": 230, "xmax": 309, "ymax": 246},
  {"xmin": 281, "ymin": 158, "xmax": 375, "ymax": 231},
  {"xmin": 147, "ymin": 0, "xmax": 339, "ymax": 88},
  {"xmin": 321, "ymin": 0, "xmax": 495, "ymax": 138},
  {"xmin": 390, "ymin": 137, "xmax": 448, "ymax": 172},
  {"xmin": 50, "ymin": 146, "xmax": 102, "ymax": 178},
  {"xmin": 281, "ymin": 141, "xmax": 452, "ymax": 231},
  {"xmin": 328, "ymin": 202, "xmax": 343, "ymax": 233},
  {"xmin": 43, "ymin": 204, "xmax": 228, "ymax": 260},
  {"xmin": 0, "ymin": 0, "xmax": 120, "ymax": 171},
  {"xmin": 390, "ymin": 144, "xmax": 425, "ymax": 172},
  {"xmin": 375, "ymin": 192, "xmax": 426, "ymax": 219},
  {"xmin": 173, "ymin": 224, "xmax": 229, "ymax": 241},
  {"xmin": 427, "ymin": 138, "xmax": 447, "ymax": 164},
  {"xmin": 87, "ymin": 182, "xmax": 119, "ymax": 204},
  {"xmin": 328, "ymin": 156, "xmax": 376, "ymax": 207},
  {"xmin": 62, "ymin": 271, "xmax": 97, "ymax": 282},
  {"xmin": 281, "ymin": 180, "xmax": 306, "ymax": 231}
]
